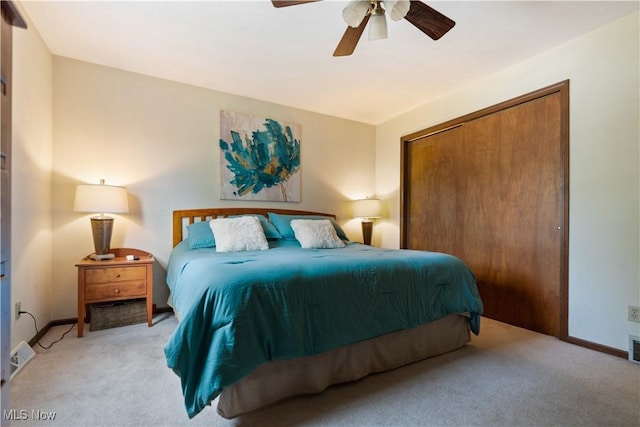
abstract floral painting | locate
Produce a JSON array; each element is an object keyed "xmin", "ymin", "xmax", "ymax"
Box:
[{"xmin": 219, "ymin": 111, "xmax": 301, "ymax": 202}]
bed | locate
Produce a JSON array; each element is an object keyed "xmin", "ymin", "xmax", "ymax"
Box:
[{"xmin": 164, "ymin": 208, "xmax": 483, "ymax": 419}]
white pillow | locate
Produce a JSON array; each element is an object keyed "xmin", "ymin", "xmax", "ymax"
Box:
[
  {"xmin": 209, "ymin": 216, "xmax": 269, "ymax": 252},
  {"xmin": 290, "ymin": 219, "xmax": 346, "ymax": 249}
]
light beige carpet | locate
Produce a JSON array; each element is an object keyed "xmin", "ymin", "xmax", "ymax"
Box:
[{"xmin": 7, "ymin": 314, "xmax": 640, "ymax": 427}]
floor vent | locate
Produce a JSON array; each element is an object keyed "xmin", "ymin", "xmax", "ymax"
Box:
[
  {"xmin": 10, "ymin": 340, "xmax": 35, "ymax": 380},
  {"xmin": 629, "ymin": 335, "xmax": 640, "ymax": 364}
]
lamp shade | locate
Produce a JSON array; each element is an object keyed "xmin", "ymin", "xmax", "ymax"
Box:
[
  {"xmin": 368, "ymin": 11, "xmax": 388, "ymax": 41},
  {"xmin": 353, "ymin": 198, "xmax": 382, "ymax": 219},
  {"xmin": 384, "ymin": 0, "xmax": 411, "ymax": 21},
  {"xmin": 342, "ymin": 0, "xmax": 370, "ymax": 28},
  {"xmin": 74, "ymin": 181, "xmax": 129, "ymax": 214}
]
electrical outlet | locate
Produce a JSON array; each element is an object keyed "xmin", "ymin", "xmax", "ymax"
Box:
[
  {"xmin": 629, "ymin": 305, "xmax": 640, "ymax": 323},
  {"xmin": 14, "ymin": 302, "xmax": 21, "ymax": 320}
]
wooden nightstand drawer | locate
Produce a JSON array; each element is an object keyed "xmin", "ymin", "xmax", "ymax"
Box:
[
  {"xmin": 85, "ymin": 266, "xmax": 146, "ymax": 285},
  {"xmin": 85, "ymin": 281, "xmax": 146, "ymax": 301}
]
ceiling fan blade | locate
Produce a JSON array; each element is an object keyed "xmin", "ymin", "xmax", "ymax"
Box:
[
  {"xmin": 333, "ymin": 14, "xmax": 370, "ymax": 57},
  {"xmin": 404, "ymin": 1, "xmax": 455, "ymax": 40},
  {"xmin": 271, "ymin": 0, "xmax": 321, "ymax": 7}
]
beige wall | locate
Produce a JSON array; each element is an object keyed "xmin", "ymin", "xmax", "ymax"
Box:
[
  {"xmin": 11, "ymin": 2, "xmax": 53, "ymax": 349},
  {"xmin": 375, "ymin": 13, "xmax": 640, "ymax": 351},
  {"xmin": 51, "ymin": 58, "xmax": 376, "ymax": 320}
]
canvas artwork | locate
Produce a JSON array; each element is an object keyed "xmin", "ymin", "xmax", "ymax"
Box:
[{"xmin": 219, "ymin": 111, "xmax": 301, "ymax": 202}]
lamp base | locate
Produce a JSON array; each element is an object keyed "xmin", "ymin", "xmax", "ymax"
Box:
[
  {"xmin": 89, "ymin": 253, "xmax": 115, "ymax": 261},
  {"xmin": 90, "ymin": 216, "xmax": 114, "ymax": 256},
  {"xmin": 361, "ymin": 220, "xmax": 373, "ymax": 246}
]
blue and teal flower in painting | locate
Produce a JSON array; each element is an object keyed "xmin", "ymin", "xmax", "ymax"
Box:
[{"xmin": 220, "ymin": 119, "xmax": 301, "ymax": 202}]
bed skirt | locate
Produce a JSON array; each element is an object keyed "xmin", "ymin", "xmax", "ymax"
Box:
[{"xmin": 217, "ymin": 313, "xmax": 471, "ymax": 418}]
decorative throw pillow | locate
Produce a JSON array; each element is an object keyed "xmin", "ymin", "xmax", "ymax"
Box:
[
  {"xmin": 230, "ymin": 215, "xmax": 282, "ymax": 240},
  {"xmin": 210, "ymin": 216, "xmax": 269, "ymax": 252},
  {"xmin": 290, "ymin": 219, "xmax": 346, "ymax": 249},
  {"xmin": 186, "ymin": 221, "xmax": 216, "ymax": 249},
  {"xmin": 268, "ymin": 212, "xmax": 349, "ymax": 241}
]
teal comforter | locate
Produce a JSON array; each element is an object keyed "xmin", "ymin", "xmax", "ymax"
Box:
[{"xmin": 164, "ymin": 241, "xmax": 483, "ymax": 418}]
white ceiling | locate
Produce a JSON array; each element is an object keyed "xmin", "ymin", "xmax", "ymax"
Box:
[{"xmin": 21, "ymin": 0, "xmax": 639, "ymax": 125}]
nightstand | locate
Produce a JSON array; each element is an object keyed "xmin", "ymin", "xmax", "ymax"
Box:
[{"xmin": 76, "ymin": 248, "xmax": 154, "ymax": 337}]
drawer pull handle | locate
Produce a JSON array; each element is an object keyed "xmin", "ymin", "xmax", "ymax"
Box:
[
  {"xmin": 114, "ymin": 289, "xmax": 120, "ymax": 294},
  {"xmin": 115, "ymin": 273, "xmax": 121, "ymax": 278}
]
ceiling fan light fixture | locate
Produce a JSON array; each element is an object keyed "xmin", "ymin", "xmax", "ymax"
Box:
[
  {"xmin": 383, "ymin": 0, "xmax": 411, "ymax": 21},
  {"xmin": 368, "ymin": 2, "xmax": 388, "ymax": 41},
  {"xmin": 342, "ymin": 0, "xmax": 370, "ymax": 28}
]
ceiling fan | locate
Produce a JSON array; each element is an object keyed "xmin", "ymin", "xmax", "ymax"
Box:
[{"xmin": 271, "ymin": 0, "xmax": 455, "ymax": 57}]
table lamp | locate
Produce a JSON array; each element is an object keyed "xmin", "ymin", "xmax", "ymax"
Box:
[
  {"xmin": 74, "ymin": 179, "xmax": 129, "ymax": 260},
  {"xmin": 353, "ymin": 198, "xmax": 382, "ymax": 245}
]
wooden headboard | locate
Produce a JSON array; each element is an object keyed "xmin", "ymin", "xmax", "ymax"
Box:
[{"xmin": 173, "ymin": 208, "xmax": 336, "ymax": 247}]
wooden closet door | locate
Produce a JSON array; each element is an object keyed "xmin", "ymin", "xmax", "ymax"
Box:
[{"xmin": 403, "ymin": 85, "xmax": 568, "ymax": 337}]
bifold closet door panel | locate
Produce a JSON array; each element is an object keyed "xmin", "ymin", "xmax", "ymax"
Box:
[{"xmin": 405, "ymin": 93, "xmax": 563, "ymax": 337}]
